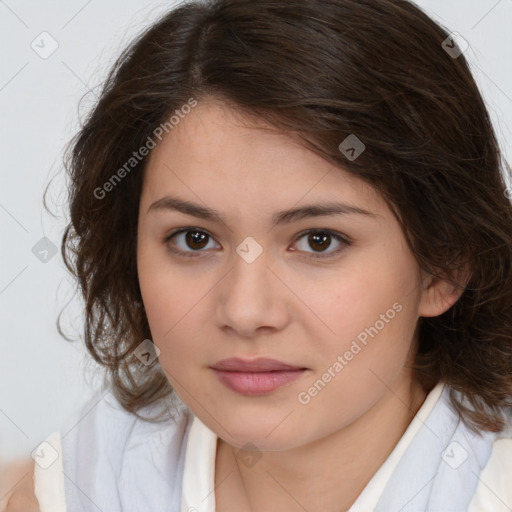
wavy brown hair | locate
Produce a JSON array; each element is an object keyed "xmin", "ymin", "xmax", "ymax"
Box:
[{"xmin": 55, "ymin": 0, "xmax": 512, "ymax": 433}]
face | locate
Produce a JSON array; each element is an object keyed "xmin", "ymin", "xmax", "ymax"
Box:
[{"xmin": 137, "ymin": 100, "xmax": 440, "ymax": 451}]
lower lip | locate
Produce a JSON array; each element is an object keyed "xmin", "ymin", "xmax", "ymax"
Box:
[{"xmin": 212, "ymin": 369, "xmax": 306, "ymax": 395}]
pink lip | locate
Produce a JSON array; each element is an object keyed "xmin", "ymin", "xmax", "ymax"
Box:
[{"xmin": 211, "ymin": 357, "xmax": 307, "ymax": 395}]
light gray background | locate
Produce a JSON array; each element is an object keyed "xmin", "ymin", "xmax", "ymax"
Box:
[{"xmin": 1, "ymin": 0, "xmax": 511, "ymax": 462}]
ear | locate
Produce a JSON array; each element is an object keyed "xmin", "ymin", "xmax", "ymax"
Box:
[{"xmin": 418, "ymin": 266, "xmax": 471, "ymax": 318}]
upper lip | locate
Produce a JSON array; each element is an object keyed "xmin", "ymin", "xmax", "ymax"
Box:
[{"xmin": 211, "ymin": 357, "xmax": 305, "ymax": 372}]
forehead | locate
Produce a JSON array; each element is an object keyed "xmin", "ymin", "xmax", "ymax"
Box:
[{"xmin": 141, "ymin": 100, "xmax": 387, "ymax": 219}]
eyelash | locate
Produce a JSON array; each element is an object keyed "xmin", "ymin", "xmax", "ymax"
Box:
[{"xmin": 162, "ymin": 227, "xmax": 351, "ymax": 260}]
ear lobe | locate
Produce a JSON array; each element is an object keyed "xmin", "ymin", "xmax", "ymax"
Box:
[{"xmin": 418, "ymin": 267, "xmax": 471, "ymax": 318}]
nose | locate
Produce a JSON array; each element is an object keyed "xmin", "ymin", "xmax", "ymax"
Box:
[{"xmin": 215, "ymin": 244, "xmax": 290, "ymax": 338}]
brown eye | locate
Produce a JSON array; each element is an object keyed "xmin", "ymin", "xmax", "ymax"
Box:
[
  {"xmin": 164, "ymin": 228, "xmax": 220, "ymax": 258},
  {"xmin": 307, "ymin": 232, "xmax": 332, "ymax": 252},
  {"xmin": 292, "ymin": 229, "xmax": 350, "ymax": 259},
  {"xmin": 184, "ymin": 230, "xmax": 209, "ymax": 250}
]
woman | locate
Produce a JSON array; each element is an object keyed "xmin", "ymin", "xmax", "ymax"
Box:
[{"xmin": 3, "ymin": 0, "xmax": 512, "ymax": 510}]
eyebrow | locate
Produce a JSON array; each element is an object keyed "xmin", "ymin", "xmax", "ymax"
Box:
[{"xmin": 147, "ymin": 195, "xmax": 379, "ymax": 228}]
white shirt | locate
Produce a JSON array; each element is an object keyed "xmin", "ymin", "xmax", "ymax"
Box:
[{"xmin": 33, "ymin": 382, "xmax": 512, "ymax": 511}]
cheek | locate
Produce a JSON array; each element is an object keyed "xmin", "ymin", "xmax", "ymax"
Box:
[
  {"xmin": 138, "ymin": 276, "xmax": 189, "ymax": 349},
  {"xmin": 137, "ymin": 240, "xmax": 184, "ymax": 345},
  {"xmin": 136, "ymin": 244, "xmax": 212, "ymax": 374},
  {"xmin": 137, "ymin": 231, "xmax": 186, "ymax": 322},
  {"xmin": 312, "ymin": 251, "xmax": 421, "ymax": 376},
  {"xmin": 297, "ymin": 280, "xmax": 420, "ymax": 434}
]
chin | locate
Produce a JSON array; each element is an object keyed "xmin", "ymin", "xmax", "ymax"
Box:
[{"xmin": 212, "ymin": 411, "xmax": 306, "ymax": 451}]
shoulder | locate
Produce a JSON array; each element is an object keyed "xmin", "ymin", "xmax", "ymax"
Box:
[
  {"xmin": 0, "ymin": 459, "xmax": 39, "ymax": 512},
  {"xmin": 59, "ymin": 388, "xmax": 191, "ymax": 466},
  {"xmin": 468, "ymin": 408, "xmax": 512, "ymax": 511},
  {"xmin": 57, "ymin": 388, "xmax": 192, "ymax": 510}
]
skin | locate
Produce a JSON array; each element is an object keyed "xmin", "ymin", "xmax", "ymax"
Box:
[
  {"xmin": 136, "ymin": 99, "xmax": 464, "ymax": 511},
  {"xmin": 1, "ymin": 459, "xmax": 39, "ymax": 512}
]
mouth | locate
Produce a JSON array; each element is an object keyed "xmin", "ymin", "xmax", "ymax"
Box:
[{"xmin": 210, "ymin": 357, "xmax": 308, "ymax": 395}]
